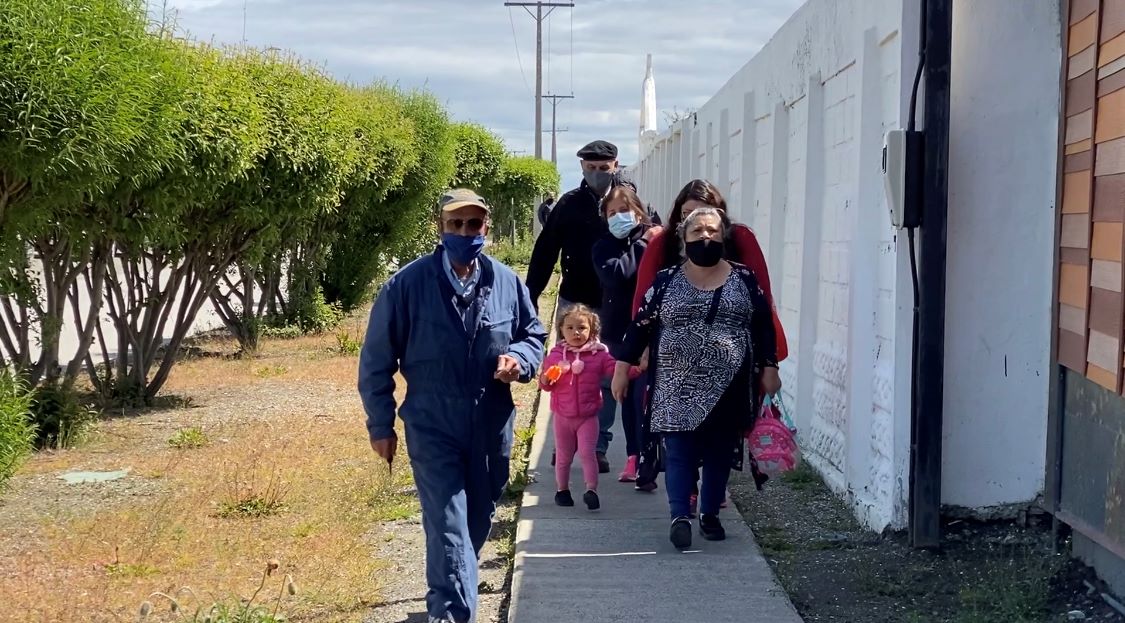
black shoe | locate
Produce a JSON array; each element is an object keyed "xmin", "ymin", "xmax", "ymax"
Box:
[
  {"xmin": 554, "ymin": 490, "xmax": 574, "ymax": 506},
  {"xmin": 583, "ymin": 489, "xmax": 600, "ymax": 511},
  {"xmin": 670, "ymin": 516, "xmax": 692, "ymax": 549},
  {"xmin": 750, "ymin": 460, "xmax": 770, "ymax": 490},
  {"xmin": 699, "ymin": 513, "xmax": 726, "ymax": 541},
  {"xmin": 596, "ymin": 452, "xmax": 610, "ymax": 474},
  {"xmin": 634, "ymin": 479, "xmax": 658, "ymax": 493}
]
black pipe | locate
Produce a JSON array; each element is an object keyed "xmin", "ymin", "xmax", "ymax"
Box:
[
  {"xmin": 909, "ymin": 0, "xmax": 953, "ymax": 549},
  {"xmin": 1046, "ymin": 0, "xmax": 1070, "ymax": 553}
]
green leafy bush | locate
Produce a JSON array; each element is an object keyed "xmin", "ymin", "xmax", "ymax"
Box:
[
  {"xmin": 0, "ymin": 372, "xmax": 35, "ymax": 489},
  {"xmin": 30, "ymin": 383, "xmax": 97, "ymax": 450},
  {"xmin": 289, "ymin": 287, "xmax": 344, "ymax": 335},
  {"xmin": 488, "ymin": 237, "xmax": 534, "ymax": 268},
  {"xmin": 260, "ymin": 324, "xmax": 302, "ymax": 340},
  {"xmin": 487, "ymin": 156, "xmax": 560, "ymax": 239},
  {"xmin": 450, "ymin": 122, "xmax": 506, "ymax": 190}
]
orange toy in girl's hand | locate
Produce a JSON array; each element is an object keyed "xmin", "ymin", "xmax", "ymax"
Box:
[{"xmin": 545, "ymin": 365, "xmax": 563, "ymax": 384}]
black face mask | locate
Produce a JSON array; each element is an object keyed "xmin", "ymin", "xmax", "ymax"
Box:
[{"xmin": 685, "ymin": 239, "xmax": 724, "ymax": 267}]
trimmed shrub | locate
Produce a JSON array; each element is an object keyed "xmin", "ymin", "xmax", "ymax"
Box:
[{"xmin": 0, "ymin": 372, "xmax": 35, "ymax": 488}]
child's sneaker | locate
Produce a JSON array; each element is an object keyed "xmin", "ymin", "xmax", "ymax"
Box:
[
  {"xmin": 670, "ymin": 516, "xmax": 692, "ymax": 549},
  {"xmin": 583, "ymin": 489, "xmax": 600, "ymax": 511},
  {"xmin": 618, "ymin": 455, "xmax": 639, "ymax": 482},
  {"xmin": 554, "ymin": 490, "xmax": 574, "ymax": 507},
  {"xmin": 699, "ymin": 513, "xmax": 726, "ymax": 541}
]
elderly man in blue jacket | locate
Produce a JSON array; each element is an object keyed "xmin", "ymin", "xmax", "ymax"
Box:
[{"xmin": 359, "ymin": 188, "xmax": 547, "ymax": 623}]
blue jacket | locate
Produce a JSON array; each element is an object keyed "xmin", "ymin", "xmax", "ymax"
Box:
[
  {"xmin": 359, "ymin": 248, "xmax": 547, "ymax": 456},
  {"xmin": 591, "ymin": 225, "xmax": 650, "ymax": 347}
]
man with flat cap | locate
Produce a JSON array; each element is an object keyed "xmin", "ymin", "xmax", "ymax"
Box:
[
  {"xmin": 526, "ymin": 139, "xmax": 628, "ymax": 474},
  {"xmin": 360, "ymin": 188, "xmax": 546, "ymax": 623}
]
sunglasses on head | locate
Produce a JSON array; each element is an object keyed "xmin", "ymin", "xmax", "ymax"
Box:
[{"xmin": 444, "ymin": 217, "xmax": 485, "ymax": 230}]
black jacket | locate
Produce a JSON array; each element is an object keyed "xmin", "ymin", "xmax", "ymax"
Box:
[
  {"xmin": 537, "ymin": 200, "xmax": 553, "ymax": 227},
  {"xmin": 591, "ymin": 225, "xmax": 649, "ymax": 346},
  {"xmin": 526, "ymin": 181, "xmax": 607, "ymax": 307}
]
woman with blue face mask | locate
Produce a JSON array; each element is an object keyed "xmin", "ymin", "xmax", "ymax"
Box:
[{"xmin": 591, "ymin": 185, "xmax": 662, "ymax": 483}]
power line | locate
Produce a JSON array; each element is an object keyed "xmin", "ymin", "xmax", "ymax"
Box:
[
  {"xmin": 504, "ymin": 1, "xmax": 576, "ymax": 160},
  {"xmin": 507, "ymin": 7, "xmax": 532, "ymax": 96}
]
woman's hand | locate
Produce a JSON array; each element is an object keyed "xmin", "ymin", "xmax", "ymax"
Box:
[
  {"xmin": 760, "ymin": 366, "xmax": 782, "ymax": 396},
  {"xmin": 611, "ymin": 363, "xmax": 632, "ymax": 402},
  {"xmin": 637, "ymin": 347, "xmax": 650, "ymax": 372}
]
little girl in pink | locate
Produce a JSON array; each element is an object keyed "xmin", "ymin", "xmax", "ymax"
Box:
[{"xmin": 540, "ymin": 304, "xmax": 639, "ymax": 511}]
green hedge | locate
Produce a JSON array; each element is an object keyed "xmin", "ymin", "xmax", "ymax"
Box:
[
  {"xmin": 0, "ymin": 372, "xmax": 35, "ymax": 489},
  {"xmin": 0, "ymin": 0, "xmax": 557, "ymax": 402}
]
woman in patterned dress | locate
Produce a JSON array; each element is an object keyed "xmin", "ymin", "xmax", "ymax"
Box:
[{"xmin": 610, "ymin": 207, "xmax": 781, "ymax": 550}]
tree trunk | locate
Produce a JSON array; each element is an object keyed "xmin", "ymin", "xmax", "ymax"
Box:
[{"xmin": 63, "ymin": 240, "xmax": 109, "ymax": 389}]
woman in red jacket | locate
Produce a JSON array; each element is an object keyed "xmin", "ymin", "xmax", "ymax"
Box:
[
  {"xmin": 632, "ymin": 179, "xmax": 788, "ymax": 361},
  {"xmin": 630, "ymin": 179, "xmax": 788, "ymax": 495}
]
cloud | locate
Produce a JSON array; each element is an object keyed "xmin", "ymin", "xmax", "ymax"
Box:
[{"xmin": 161, "ymin": 0, "xmax": 804, "ymax": 192}]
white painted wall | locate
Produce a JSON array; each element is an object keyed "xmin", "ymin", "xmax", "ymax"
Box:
[
  {"xmin": 942, "ymin": 0, "xmax": 1061, "ymax": 509},
  {"xmin": 3, "ymin": 257, "xmax": 227, "ymax": 371},
  {"xmin": 636, "ymin": 0, "xmax": 916, "ymax": 530},
  {"xmin": 635, "ymin": 0, "xmax": 1065, "ymax": 527}
]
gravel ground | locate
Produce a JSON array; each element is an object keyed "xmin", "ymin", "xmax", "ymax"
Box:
[{"xmin": 730, "ymin": 463, "xmax": 1125, "ymax": 623}]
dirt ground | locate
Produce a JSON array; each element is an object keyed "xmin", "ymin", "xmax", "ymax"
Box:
[
  {"xmin": 0, "ymin": 274, "xmax": 556, "ymax": 623},
  {"xmin": 730, "ymin": 463, "xmax": 1125, "ymax": 623}
]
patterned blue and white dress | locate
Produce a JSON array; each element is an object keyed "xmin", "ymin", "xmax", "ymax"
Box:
[{"xmin": 616, "ymin": 263, "xmax": 778, "ymax": 436}]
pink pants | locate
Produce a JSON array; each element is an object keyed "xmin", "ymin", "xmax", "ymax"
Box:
[{"xmin": 554, "ymin": 414, "xmax": 599, "ymax": 491}]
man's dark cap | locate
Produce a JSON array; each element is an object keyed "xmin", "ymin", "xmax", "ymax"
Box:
[{"xmin": 577, "ymin": 140, "xmax": 618, "ymax": 161}]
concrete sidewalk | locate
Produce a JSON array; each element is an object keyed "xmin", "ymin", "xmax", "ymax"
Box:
[{"xmin": 507, "ymin": 392, "xmax": 804, "ymax": 622}]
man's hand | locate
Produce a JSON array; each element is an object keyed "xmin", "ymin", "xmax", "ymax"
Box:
[
  {"xmin": 642, "ymin": 225, "xmax": 664, "ymax": 242},
  {"xmin": 760, "ymin": 366, "xmax": 782, "ymax": 396},
  {"xmin": 370, "ymin": 434, "xmax": 398, "ymax": 466},
  {"xmin": 494, "ymin": 354, "xmax": 522, "ymax": 384}
]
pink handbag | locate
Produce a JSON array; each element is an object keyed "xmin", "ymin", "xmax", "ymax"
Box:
[{"xmin": 748, "ymin": 394, "xmax": 800, "ymax": 475}]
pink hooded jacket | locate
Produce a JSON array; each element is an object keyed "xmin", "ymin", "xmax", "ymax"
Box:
[{"xmin": 539, "ymin": 340, "xmax": 640, "ymax": 419}]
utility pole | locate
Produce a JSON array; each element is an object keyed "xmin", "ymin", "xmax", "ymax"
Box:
[
  {"xmin": 504, "ymin": 1, "xmax": 575, "ymax": 160},
  {"xmin": 544, "ymin": 127, "xmax": 569, "ymax": 164},
  {"xmin": 543, "ymin": 94, "xmax": 573, "ymax": 164}
]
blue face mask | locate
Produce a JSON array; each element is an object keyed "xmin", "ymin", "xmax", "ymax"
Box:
[
  {"xmin": 442, "ymin": 233, "xmax": 486, "ymax": 266},
  {"xmin": 607, "ymin": 212, "xmax": 637, "ymax": 239}
]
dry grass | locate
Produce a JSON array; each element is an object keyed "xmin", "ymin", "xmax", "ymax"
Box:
[
  {"xmin": 0, "ymin": 313, "xmax": 410, "ymax": 623},
  {"xmin": 0, "ymin": 277, "xmax": 557, "ymax": 623}
]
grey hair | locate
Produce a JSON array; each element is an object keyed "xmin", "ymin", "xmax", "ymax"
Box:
[{"xmin": 678, "ymin": 207, "xmax": 728, "ymax": 259}]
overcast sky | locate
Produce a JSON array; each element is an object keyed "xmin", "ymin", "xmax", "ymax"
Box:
[{"xmin": 160, "ymin": 0, "xmax": 805, "ymax": 191}]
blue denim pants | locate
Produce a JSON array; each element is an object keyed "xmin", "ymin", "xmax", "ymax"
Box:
[{"xmin": 662, "ymin": 431, "xmax": 731, "ymax": 519}]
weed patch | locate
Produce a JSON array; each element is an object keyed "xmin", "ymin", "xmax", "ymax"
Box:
[
  {"xmin": 168, "ymin": 427, "xmax": 209, "ymax": 449},
  {"xmin": 334, "ymin": 329, "xmax": 362, "ymax": 356},
  {"xmin": 254, "ymin": 365, "xmax": 288, "ymax": 378},
  {"xmin": 140, "ymin": 562, "xmax": 298, "ymax": 622},
  {"xmin": 780, "ymin": 462, "xmax": 820, "ymax": 491},
  {"xmin": 756, "ymin": 524, "xmax": 795, "ymax": 556}
]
